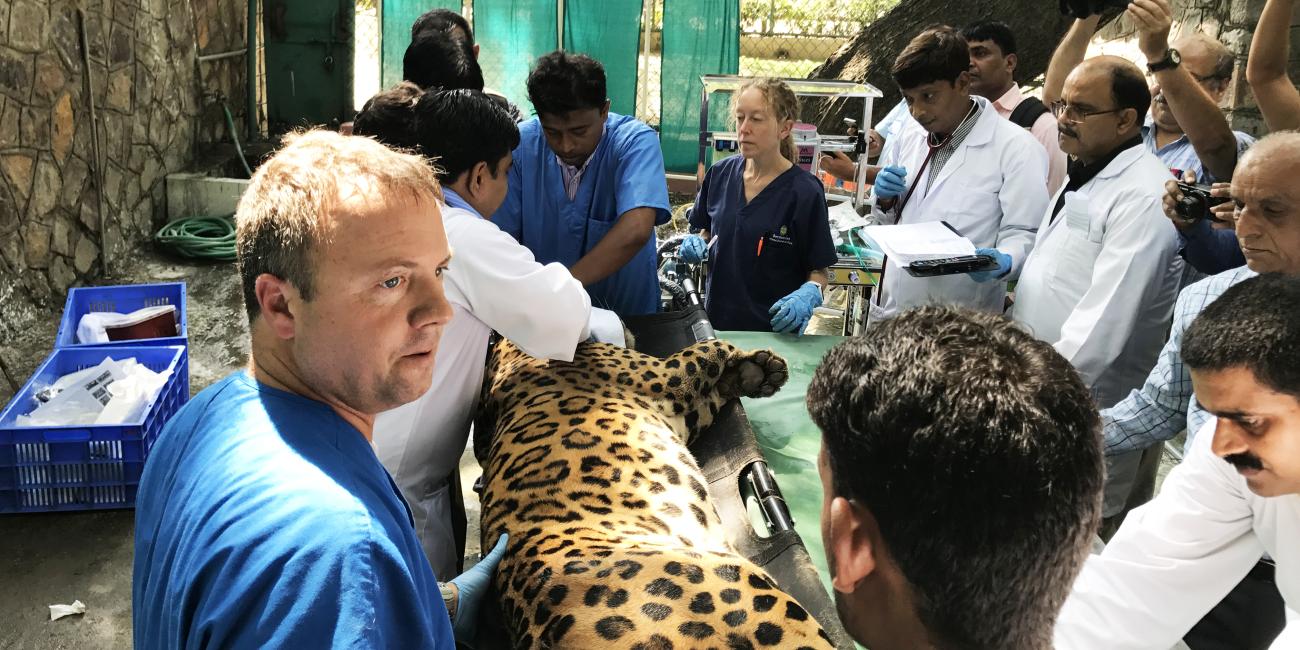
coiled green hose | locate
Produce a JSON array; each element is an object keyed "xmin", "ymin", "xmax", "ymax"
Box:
[{"xmin": 154, "ymin": 214, "xmax": 237, "ymax": 262}]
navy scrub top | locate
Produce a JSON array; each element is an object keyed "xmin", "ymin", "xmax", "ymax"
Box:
[{"xmin": 690, "ymin": 155, "xmax": 838, "ymax": 331}]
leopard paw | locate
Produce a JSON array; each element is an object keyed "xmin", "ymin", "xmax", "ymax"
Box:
[{"xmin": 722, "ymin": 349, "xmax": 788, "ymax": 399}]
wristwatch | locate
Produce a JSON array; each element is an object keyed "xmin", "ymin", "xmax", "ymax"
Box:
[{"xmin": 1147, "ymin": 48, "xmax": 1182, "ymax": 73}]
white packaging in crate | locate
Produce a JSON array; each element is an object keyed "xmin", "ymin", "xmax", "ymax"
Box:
[{"xmin": 18, "ymin": 357, "xmax": 172, "ymax": 427}]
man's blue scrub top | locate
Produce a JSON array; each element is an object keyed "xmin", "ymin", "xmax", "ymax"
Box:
[
  {"xmin": 690, "ymin": 155, "xmax": 838, "ymax": 331},
  {"xmin": 133, "ymin": 372, "xmax": 455, "ymax": 649},
  {"xmin": 494, "ymin": 112, "xmax": 671, "ymax": 316}
]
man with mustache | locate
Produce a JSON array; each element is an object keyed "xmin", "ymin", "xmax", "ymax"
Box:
[
  {"xmin": 1088, "ymin": 131, "xmax": 1300, "ymax": 649},
  {"xmin": 1055, "ymin": 273, "xmax": 1300, "ymax": 650},
  {"xmin": 133, "ymin": 132, "xmax": 503, "ymax": 648},
  {"xmin": 1011, "ymin": 56, "xmax": 1182, "ymax": 527},
  {"xmin": 1045, "ymin": 0, "xmax": 1255, "ymax": 276}
]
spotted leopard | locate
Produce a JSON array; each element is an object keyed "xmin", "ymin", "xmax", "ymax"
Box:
[{"xmin": 474, "ymin": 337, "xmax": 834, "ymax": 649}]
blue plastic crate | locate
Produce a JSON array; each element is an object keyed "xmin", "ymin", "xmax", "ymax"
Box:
[
  {"xmin": 54, "ymin": 282, "xmax": 188, "ymax": 348},
  {"xmin": 0, "ymin": 345, "xmax": 189, "ymax": 513}
]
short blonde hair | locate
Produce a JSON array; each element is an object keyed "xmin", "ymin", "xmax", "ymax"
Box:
[{"xmin": 235, "ymin": 129, "xmax": 442, "ymax": 322}]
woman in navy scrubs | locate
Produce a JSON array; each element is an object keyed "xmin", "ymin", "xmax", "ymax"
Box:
[{"xmin": 680, "ymin": 78, "xmax": 837, "ymax": 333}]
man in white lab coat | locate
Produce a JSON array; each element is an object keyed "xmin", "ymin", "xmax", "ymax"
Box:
[
  {"xmin": 1055, "ymin": 273, "xmax": 1300, "ymax": 650},
  {"xmin": 870, "ymin": 26, "xmax": 1048, "ymax": 318},
  {"xmin": 354, "ymin": 84, "xmax": 607, "ymax": 578},
  {"xmin": 1011, "ymin": 56, "xmax": 1183, "ymax": 518}
]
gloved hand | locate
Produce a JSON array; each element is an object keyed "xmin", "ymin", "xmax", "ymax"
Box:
[
  {"xmin": 448, "ymin": 533, "xmax": 509, "ymax": 644},
  {"xmin": 678, "ymin": 234, "xmax": 708, "ymax": 263},
  {"xmin": 968, "ymin": 248, "xmax": 1013, "ymax": 283},
  {"xmin": 769, "ymin": 281, "xmax": 823, "ymax": 335},
  {"xmin": 873, "ymin": 165, "xmax": 908, "ymax": 200}
]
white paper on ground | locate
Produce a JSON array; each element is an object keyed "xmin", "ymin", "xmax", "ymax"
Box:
[
  {"xmin": 861, "ymin": 221, "xmax": 976, "ymax": 266},
  {"xmin": 49, "ymin": 600, "xmax": 86, "ymax": 621}
]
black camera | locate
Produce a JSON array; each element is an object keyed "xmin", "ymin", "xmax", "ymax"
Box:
[
  {"xmin": 1174, "ymin": 182, "xmax": 1232, "ymax": 224},
  {"xmin": 1059, "ymin": 0, "xmax": 1131, "ymax": 18}
]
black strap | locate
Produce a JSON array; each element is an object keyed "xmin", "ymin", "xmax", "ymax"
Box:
[{"xmin": 1009, "ymin": 96, "xmax": 1050, "ymax": 130}]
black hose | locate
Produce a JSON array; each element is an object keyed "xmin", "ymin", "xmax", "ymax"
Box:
[{"xmin": 659, "ymin": 275, "xmax": 690, "ymax": 311}]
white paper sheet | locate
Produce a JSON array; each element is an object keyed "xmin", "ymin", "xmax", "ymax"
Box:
[{"xmin": 860, "ymin": 221, "xmax": 976, "ymax": 265}]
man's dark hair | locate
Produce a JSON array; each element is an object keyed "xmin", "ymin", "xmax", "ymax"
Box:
[
  {"xmin": 960, "ymin": 20, "xmax": 1017, "ymax": 57},
  {"xmin": 526, "ymin": 50, "xmax": 607, "ymax": 116},
  {"xmin": 403, "ymin": 32, "xmax": 484, "ymax": 91},
  {"xmin": 410, "ymin": 8, "xmax": 473, "ymax": 45},
  {"xmin": 1184, "ymin": 273, "xmax": 1300, "ymax": 399},
  {"xmin": 807, "ymin": 306, "xmax": 1103, "ymax": 649},
  {"xmin": 892, "ymin": 26, "xmax": 971, "ymax": 90},
  {"xmin": 1107, "ymin": 58, "xmax": 1152, "ymax": 125},
  {"xmin": 353, "ymin": 82, "xmax": 423, "ymax": 150},
  {"xmin": 414, "ymin": 88, "xmax": 521, "ymax": 183}
]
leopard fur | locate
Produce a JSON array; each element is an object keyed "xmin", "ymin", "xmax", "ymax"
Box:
[{"xmin": 474, "ymin": 338, "xmax": 834, "ymax": 650}]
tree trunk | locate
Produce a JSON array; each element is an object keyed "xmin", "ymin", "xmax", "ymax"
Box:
[{"xmin": 808, "ymin": 0, "xmax": 1117, "ymax": 127}]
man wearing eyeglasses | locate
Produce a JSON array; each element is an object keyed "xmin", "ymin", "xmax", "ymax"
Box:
[
  {"xmin": 1045, "ymin": 0, "xmax": 1255, "ymax": 277},
  {"xmin": 1012, "ymin": 55, "xmax": 1183, "ymax": 527}
]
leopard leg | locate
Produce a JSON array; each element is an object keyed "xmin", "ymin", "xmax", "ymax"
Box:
[{"xmin": 653, "ymin": 341, "xmax": 788, "ymax": 443}]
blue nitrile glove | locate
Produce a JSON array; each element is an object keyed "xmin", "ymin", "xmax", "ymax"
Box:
[
  {"xmin": 873, "ymin": 165, "xmax": 908, "ymax": 200},
  {"xmin": 968, "ymin": 248, "xmax": 1013, "ymax": 283},
  {"xmin": 679, "ymin": 234, "xmax": 707, "ymax": 263},
  {"xmin": 448, "ymin": 533, "xmax": 509, "ymax": 644},
  {"xmin": 769, "ymin": 281, "xmax": 823, "ymax": 335}
]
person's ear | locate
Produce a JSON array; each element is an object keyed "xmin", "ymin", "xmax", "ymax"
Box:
[
  {"xmin": 254, "ymin": 274, "xmax": 299, "ymax": 340},
  {"xmin": 1118, "ymin": 107, "xmax": 1139, "ymax": 135},
  {"xmin": 473, "ymin": 43, "xmax": 480, "ymax": 60},
  {"xmin": 780, "ymin": 118, "xmax": 795, "ymax": 140},
  {"xmin": 954, "ymin": 70, "xmax": 972, "ymax": 94},
  {"xmin": 601, "ymin": 99, "xmax": 611, "ymax": 120},
  {"xmin": 468, "ymin": 161, "xmax": 490, "ymax": 197},
  {"xmin": 1006, "ymin": 52, "xmax": 1018, "ymax": 75},
  {"xmin": 827, "ymin": 496, "xmax": 879, "ymax": 594}
]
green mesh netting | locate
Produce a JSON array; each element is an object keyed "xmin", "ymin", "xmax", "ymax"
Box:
[
  {"xmin": 562, "ymin": 0, "xmax": 643, "ymax": 117},
  {"xmin": 660, "ymin": 0, "xmax": 739, "ymax": 173},
  {"xmin": 381, "ymin": 1, "xmax": 461, "ymax": 89},
  {"xmin": 718, "ymin": 330, "xmax": 843, "ymax": 598},
  {"xmin": 474, "ymin": 0, "xmax": 559, "ymax": 115}
]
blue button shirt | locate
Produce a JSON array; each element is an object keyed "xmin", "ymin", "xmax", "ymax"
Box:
[
  {"xmin": 690, "ymin": 155, "xmax": 838, "ymax": 331},
  {"xmin": 133, "ymin": 373, "xmax": 454, "ymax": 649},
  {"xmin": 1142, "ymin": 121, "xmax": 1253, "ymax": 274},
  {"xmin": 494, "ymin": 112, "xmax": 671, "ymax": 317}
]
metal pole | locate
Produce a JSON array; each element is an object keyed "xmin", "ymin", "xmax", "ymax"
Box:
[
  {"xmin": 247, "ymin": 0, "xmax": 259, "ymax": 139},
  {"xmin": 77, "ymin": 9, "xmax": 110, "ymax": 278},
  {"xmin": 197, "ymin": 48, "xmax": 247, "ymax": 62},
  {"xmin": 556, "ymin": 0, "xmax": 564, "ymax": 50}
]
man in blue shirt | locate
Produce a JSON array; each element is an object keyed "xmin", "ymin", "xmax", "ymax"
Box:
[
  {"xmin": 493, "ymin": 51, "xmax": 671, "ymax": 317},
  {"xmin": 133, "ymin": 130, "xmax": 505, "ymax": 649}
]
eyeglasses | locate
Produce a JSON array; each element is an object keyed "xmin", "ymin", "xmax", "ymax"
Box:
[{"xmin": 1049, "ymin": 100, "xmax": 1125, "ymax": 125}]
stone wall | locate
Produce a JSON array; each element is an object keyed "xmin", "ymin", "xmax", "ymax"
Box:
[
  {"xmin": 0, "ymin": 0, "xmax": 255, "ymax": 393},
  {"xmin": 1086, "ymin": 0, "xmax": 1294, "ymax": 137}
]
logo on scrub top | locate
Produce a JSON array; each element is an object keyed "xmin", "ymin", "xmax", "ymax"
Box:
[{"xmin": 770, "ymin": 225, "xmax": 793, "ymax": 245}]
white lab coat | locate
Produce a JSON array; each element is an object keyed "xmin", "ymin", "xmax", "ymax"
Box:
[
  {"xmin": 1012, "ymin": 145, "xmax": 1182, "ymax": 515},
  {"xmin": 1013, "ymin": 145, "xmax": 1182, "ymax": 408},
  {"xmin": 870, "ymin": 95, "xmax": 1048, "ymax": 317},
  {"xmin": 1055, "ymin": 420, "xmax": 1300, "ymax": 649},
  {"xmin": 373, "ymin": 202, "xmax": 593, "ymax": 578}
]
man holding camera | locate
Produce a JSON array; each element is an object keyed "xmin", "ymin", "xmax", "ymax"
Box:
[
  {"xmin": 1010, "ymin": 55, "xmax": 1183, "ymax": 523},
  {"xmin": 1096, "ymin": 131, "xmax": 1300, "ymax": 650},
  {"xmin": 1047, "ymin": 0, "xmax": 1255, "ymax": 276}
]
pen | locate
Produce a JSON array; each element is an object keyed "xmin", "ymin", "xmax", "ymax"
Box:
[{"xmin": 756, "ymin": 235, "xmax": 765, "ymax": 257}]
